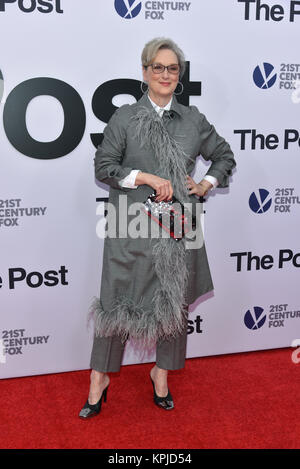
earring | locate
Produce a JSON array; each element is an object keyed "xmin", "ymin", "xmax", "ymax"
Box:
[
  {"xmin": 140, "ymin": 81, "xmax": 148, "ymax": 94},
  {"xmin": 174, "ymin": 81, "xmax": 184, "ymax": 96}
]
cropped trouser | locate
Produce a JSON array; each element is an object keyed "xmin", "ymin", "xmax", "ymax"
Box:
[{"xmin": 89, "ymin": 311, "xmax": 188, "ymax": 372}]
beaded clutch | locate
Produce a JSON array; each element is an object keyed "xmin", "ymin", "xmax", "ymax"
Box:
[{"xmin": 142, "ymin": 190, "xmax": 196, "ymax": 241}]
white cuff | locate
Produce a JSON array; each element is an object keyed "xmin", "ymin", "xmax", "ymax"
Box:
[
  {"xmin": 203, "ymin": 175, "xmax": 218, "ymax": 189},
  {"xmin": 118, "ymin": 169, "xmax": 141, "ymax": 189}
]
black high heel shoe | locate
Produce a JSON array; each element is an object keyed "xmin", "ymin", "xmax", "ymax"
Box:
[
  {"xmin": 79, "ymin": 384, "xmax": 109, "ymax": 419},
  {"xmin": 150, "ymin": 376, "xmax": 174, "ymax": 410}
]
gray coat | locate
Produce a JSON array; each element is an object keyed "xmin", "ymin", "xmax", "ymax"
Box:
[{"xmin": 91, "ymin": 93, "xmax": 236, "ymax": 345}]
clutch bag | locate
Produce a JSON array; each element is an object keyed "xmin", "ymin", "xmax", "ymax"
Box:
[{"xmin": 142, "ymin": 190, "xmax": 196, "ymax": 241}]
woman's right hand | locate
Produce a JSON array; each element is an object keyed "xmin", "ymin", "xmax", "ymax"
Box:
[{"xmin": 135, "ymin": 172, "xmax": 173, "ymax": 201}]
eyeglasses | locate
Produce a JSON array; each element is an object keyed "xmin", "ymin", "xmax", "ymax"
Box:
[{"xmin": 146, "ymin": 63, "xmax": 180, "ymax": 75}]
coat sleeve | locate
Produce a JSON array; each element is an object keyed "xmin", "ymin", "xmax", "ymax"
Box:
[
  {"xmin": 94, "ymin": 106, "xmax": 136, "ymax": 190},
  {"xmin": 194, "ymin": 109, "xmax": 236, "ymax": 188}
]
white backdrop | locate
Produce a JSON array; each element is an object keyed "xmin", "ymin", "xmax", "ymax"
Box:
[{"xmin": 1, "ymin": 0, "xmax": 299, "ymax": 378}]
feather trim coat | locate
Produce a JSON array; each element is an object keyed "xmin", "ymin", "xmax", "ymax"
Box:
[{"xmin": 90, "ymin": 93, "xmax": 236, "ymax": 346}]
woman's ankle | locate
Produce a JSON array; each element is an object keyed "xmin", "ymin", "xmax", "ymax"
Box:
[
  {"xmin": 90, "ymin": 369, "xmax": 108, "ymax": 383},
  {"xmin": 151, "ymin": 365, "xmax": 168, "ymax": 381}
]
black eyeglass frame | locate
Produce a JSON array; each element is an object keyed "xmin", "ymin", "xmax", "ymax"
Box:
[{"xmin": 145, "ymin": 63, "xmax": 181, "ymax": 75}]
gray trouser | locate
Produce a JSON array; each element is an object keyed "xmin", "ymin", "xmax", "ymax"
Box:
[{"xmin": 90, "ymin": 312, "xmax": 188, "ymax": 372}]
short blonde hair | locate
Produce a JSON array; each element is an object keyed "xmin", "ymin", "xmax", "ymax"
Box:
[{"xmin": 141, "ymin": 37, "xmax": 186, "ymax": 78}]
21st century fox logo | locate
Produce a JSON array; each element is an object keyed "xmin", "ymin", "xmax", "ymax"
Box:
[
  {"xmin": 253, "ymin": 62, "xmax": 300, "ymax": 93},
  {"xmin": 114, "ymin": 0, "xmax": 192, "ymax": 20},
  {"xmin": 0, "ymin": 0, "xmax": 63, "ymax": 13}
]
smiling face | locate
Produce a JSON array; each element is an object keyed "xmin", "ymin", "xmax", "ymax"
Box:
[{"xmin": 142, "ymin": 48, "xmax": 180, "ymax": 106}]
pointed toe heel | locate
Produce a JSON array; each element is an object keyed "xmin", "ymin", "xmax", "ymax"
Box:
[{"xmin": 79, "ymin": 384, "xmax": 109, "ymax": 419}]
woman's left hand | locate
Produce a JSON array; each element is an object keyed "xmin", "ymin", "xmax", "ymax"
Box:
[{"xmin": 186, "ymin": 176, "xmax": 213, "ymax": 197}]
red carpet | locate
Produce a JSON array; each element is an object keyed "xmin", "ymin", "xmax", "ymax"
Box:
[{"xmin": 0, "ymin": 347, "xmax": 299, "ymax": 449}]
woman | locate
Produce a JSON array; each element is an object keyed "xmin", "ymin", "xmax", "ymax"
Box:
[{"xmin": 79, "ymin": 37, "xmax": 236, "ymax": 418}]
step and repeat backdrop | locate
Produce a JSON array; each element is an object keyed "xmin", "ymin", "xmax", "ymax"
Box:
[{"xmin": 0, "ymin": 0, "xmax": 299, "ymax": 378}]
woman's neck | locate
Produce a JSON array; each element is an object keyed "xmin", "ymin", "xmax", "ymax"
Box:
[{"xmin": 148, "ymin": 90, "xmax": 173, "ymax": 108}]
